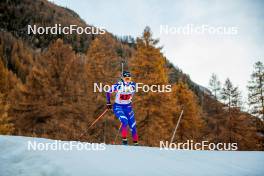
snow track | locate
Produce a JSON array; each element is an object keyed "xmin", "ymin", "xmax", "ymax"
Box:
[{"xmin": 0, "ymin": 135, "xmax": 263, "ymax": 176}]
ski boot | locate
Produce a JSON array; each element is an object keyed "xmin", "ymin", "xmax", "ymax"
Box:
[
  {"xmin": 122, "ymin": 138, "xmax": 128, "ymax": 145},
  {"xmin": 133, "ymin": 141, "xmax": 139, "ymax": 146}
]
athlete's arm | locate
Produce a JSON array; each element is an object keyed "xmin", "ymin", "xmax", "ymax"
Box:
[{"xmin": 106, "ymin": 82, "xmax": 119, "ymax": 104}]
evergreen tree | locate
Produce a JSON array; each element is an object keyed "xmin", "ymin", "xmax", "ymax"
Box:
[
  {"xmin": 221, "ymin": 78, "xmax": 241, "ymax": 110},
  {"xmin": 248, "ymin": 61, "xmax": 264, "ymax": 120},
  {"xmin": 205, "ymin": 77, "xmax": 259, "ymax": 150},
  {"xmin": 221, "ymin": 78, "xmax": 242, "ymax": 143},
  {"xmin": 205, "ymin": 74, "xmax": 225, "ymax": 143},
  {"xmin": 209, "ymin": 73, "xmax": 221, "ymax": 100}
]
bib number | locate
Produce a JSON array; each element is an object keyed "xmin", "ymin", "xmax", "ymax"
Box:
[{"xmin": 120, "ymin": 94, "xmax": 131, "ymax": 100}]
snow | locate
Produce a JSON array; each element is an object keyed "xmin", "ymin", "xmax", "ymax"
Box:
[{"xmin": 0, "ymin": 135, "xmax": 264, "ymax": 176}]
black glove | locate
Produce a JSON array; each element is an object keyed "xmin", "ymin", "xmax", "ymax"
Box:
[{"xmin": 106, "ymin": 103, "xmax": 112, "ymax": 109}]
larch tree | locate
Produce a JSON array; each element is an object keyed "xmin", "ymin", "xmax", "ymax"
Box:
[
  {"xmin": 85, "ymin": 34, "xmax": 123, "ymax": 143},
  {"xmin": 10, "ymin": 40, "xmax": 34, "ymax": 82},
  {"xmin": 86, "ymin": 33, "xmax": 121, "ymax": 83},
  {"xmin": 0, "ymin": 59, "xmax": 14, "ymax": 134},
  {"xmin": 10, "ymin": 39, "xmax": 87, "ymax": 140},
  {"xmin": 130, "ymin": 27, "xmax": 177, "ymax": 146},
  {"xmin": 172, "ymin": 82, "xmax": 205, "ymax": 143}
]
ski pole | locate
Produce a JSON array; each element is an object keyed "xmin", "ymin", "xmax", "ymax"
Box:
[
  {"xmin": 113, "ymin": 123, "xmax": 122, "ymax": 144},
  {"xmin": 79, "ymin": 108, "xmax": 109, "ymax": 139},
  {"xmin": 170, "ymin": 109, "xmax": 184, "ymax": 144},
  {"xmin": 121, "ymin": 61, "xmax": 124, "ymax": 74}
]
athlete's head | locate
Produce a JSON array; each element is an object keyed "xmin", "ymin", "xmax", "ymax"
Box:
[{"xmin": 122, "ymin": 71, "xmax": 131, "ymax": 82}]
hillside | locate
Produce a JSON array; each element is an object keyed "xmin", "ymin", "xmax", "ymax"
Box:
[
  {"xmin": 0, "ymin": 0, "xmax": 208, "ymax": 93},
  {"xmin": 0, "ymin": 0, "xmax": 263, "ymax": 150},
  {"xmin": 0, "ymin": 0, "xmax": 94, "ymax": 52},
  {"xmin": 1, "ymin": 135, "xmax": 264, "ymax": 176}
]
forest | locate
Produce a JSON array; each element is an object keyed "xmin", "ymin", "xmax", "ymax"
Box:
[{"xmin": 0, "ymin": 0, "xmax": 263, "ymax": 150}]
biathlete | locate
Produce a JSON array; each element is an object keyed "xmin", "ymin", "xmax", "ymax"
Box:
[{"xmin": 106, "ymin": 71, "xmax": 138, "ymax": 145}]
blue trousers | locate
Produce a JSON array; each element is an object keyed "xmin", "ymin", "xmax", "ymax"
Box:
[{"xmin": 113, "ymin": 103, "xmax": 138, "ymax": 141}]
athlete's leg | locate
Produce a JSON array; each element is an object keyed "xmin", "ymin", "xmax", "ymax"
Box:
[
  {"xmin": 124, "ymin": 105, "xmax": 138, "ymax": 143},
  {"xmin": 113, "ymin": 104, "xmax": 128, "ymax": 144}
]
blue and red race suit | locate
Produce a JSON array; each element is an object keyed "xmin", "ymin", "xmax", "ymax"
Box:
[{"xmin": 106, "ymin": 81, "xmax": 138, "ymax": 142}]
